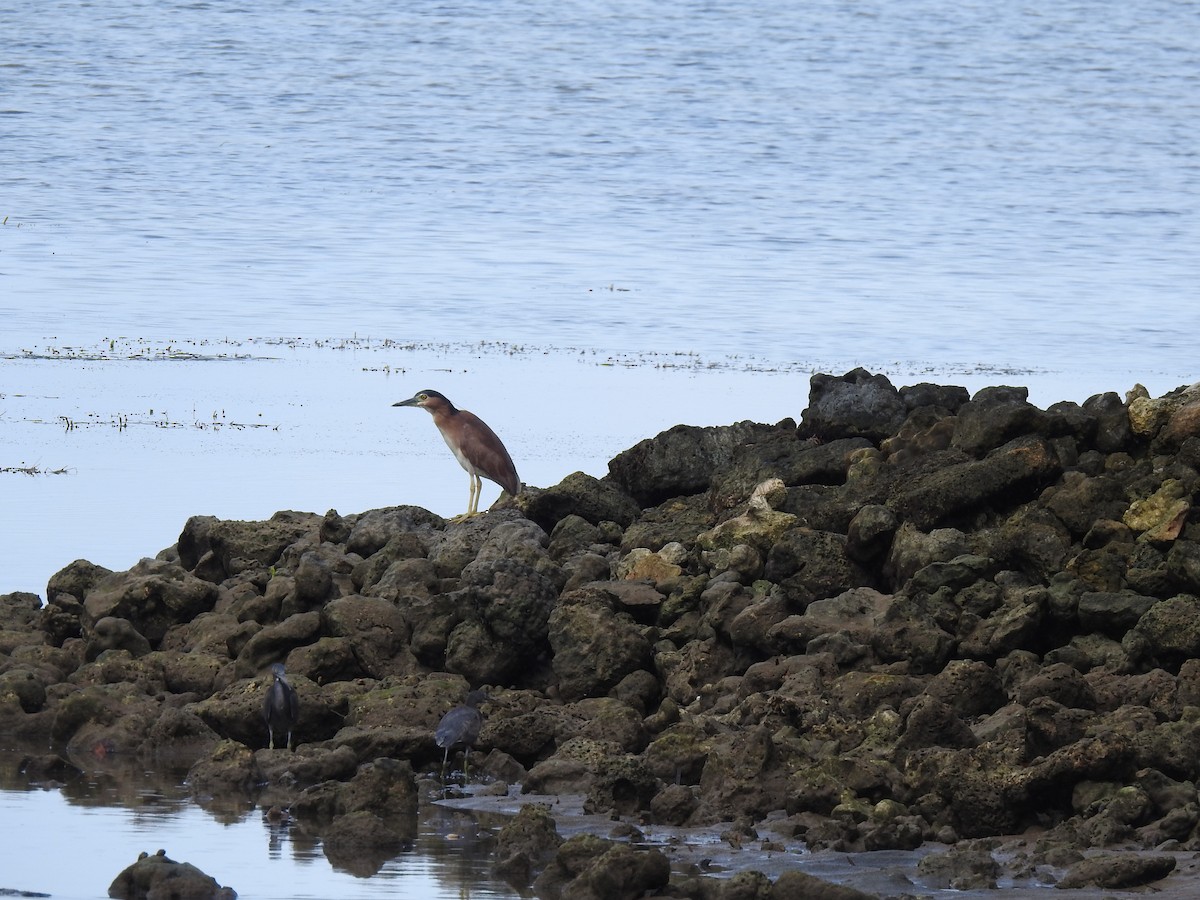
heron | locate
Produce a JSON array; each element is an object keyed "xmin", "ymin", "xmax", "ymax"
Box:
[
  {"xmin": 436, "ymin": 689, "xmax": 488, "ymax": 779},
  {"xmin": 393, "ymin": 390, "xmax": 520, "ymax": 518},
  {"xmin": 264, "ymin": 662, "xmax": 299, "ymax": 751}
]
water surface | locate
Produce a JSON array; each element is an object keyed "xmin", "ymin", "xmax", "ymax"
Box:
[
  {"xmin": 0, "ymin": 750, "xmax": 518, "ymax": 900},
  {"xmin": 2, "ymin": 0, "xmax": 1196, "ymax": 379}
]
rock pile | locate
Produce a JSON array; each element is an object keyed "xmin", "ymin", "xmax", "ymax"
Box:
[{"xmin": 5, "ymin": 369, "xmax": 1200, "ymax": 896}]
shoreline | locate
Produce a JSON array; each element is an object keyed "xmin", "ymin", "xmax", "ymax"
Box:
[{"xmin": 3, "ymin": 338, "xmax": 1192, "ymax": 599}]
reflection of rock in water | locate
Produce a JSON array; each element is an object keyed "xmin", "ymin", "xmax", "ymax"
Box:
[
  {"xmin": 322, "ymin": 810, "xmax": 413, "ymax": 878},
  {"xmin": 287, "ymin": 757, "xmax": 418, "ymax": 877},
  {"xmin": 420, "ymin": 805, "xmax": 505, "ymax": 899}
]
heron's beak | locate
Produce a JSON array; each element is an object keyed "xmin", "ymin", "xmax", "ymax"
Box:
[{"xmin": 393, "ymin": 397, "xmax": 419, "ymax": 408}]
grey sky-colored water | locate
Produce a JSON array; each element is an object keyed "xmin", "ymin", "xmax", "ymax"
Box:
[{"xmin": 2, "ymin": 0, "xmax": 1196, "ymax": 378}]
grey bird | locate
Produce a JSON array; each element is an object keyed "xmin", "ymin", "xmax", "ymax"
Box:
[
  {"xmin": 263, "ymin": 663, "xmax": 299, "ymax": 751},
  {"xmin": 435, "ymin": 689, "xmax": 488, "ymax": 778}
]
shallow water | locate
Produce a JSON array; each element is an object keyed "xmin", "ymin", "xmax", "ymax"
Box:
[{"xmin": 0, "ymin": 751, "xmax": 518, "ymax": 900}]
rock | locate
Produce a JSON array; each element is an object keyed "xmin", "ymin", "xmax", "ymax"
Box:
[
  {"xmin": 533, "ymin": 835, "xmax": 669, "ymax": 900},
  {"xmin": 608, "ymin": 420, "xmax": 785, "ymax": 507},
  {"xmin": 444, "ymin": 558, "xmax": 559, "ymax": 685},
  {"xmin": 917, "ymin": 844, "xmax": 999, "ymax": 890},
  {"xmin": 0, "ymin": 666, "xmax": 49, "ymax": 713},
  {"xmin": 548, "ymin": 590, "xmax": 652, "ymax": 702},
  {"xmin": 798, "ymin": 368, "xmax": 907, "ymax": 442},
  {"xmin": 890, "ymin": 435, "xmax": 1063, "ymax": 530},
  {"xmin": 183, "ymin": 511, "xmax": 323, "ymax": 580},
  {"xmin": 1126, "ymin": 595, "xmax": 1200, "ymax": 668},
  {"xmin": 1056, "ymin": 853, "xmax": 1176, "ymax": 889},
  {"xmin": 769, "ymin": 869, "xmax": 881, "ymax": 899},
  {"xmin": 83, "ymin": 560, "xmax": 218, "ymax": 646},
  {"xmin": 108, "ymin": 849, "xmax": 235, "ymax": 900},
  {"xmin": 233, "ymin": 612, "xmax": 322, "ymax": 678},
  {"xmin": 186, "ymin": 740, "xmax": 262, "ymax": 797},
  {"xmin": 583, "ymin": 754, "xmax": 659, "ymax": 816},
  {"xmin": 493, "ymin": 803, "xmax": 563, "ymax": 885},
  {"xmin": 524, "ymin": 470, "xmax": 642, "ymax": 531},
  {"xmin": 46, "ymin": 559, "xmax": 113, "ymax": 606},
  {"xmin": 320, "ymin": 596, "xmax": 417, "ymax": 678},
  {"xmin": 951, "ymin": 385, "xmax": 1048, "ymax": 456},
  {"xmin": 650, "ymin": 782, "xmax": 697, "ymax": 825},
  {"xmin": 85, "ymin": 616, "xmax": 152, "ymax": 660},
  {"xmin": 770, "ymin": 587, "xmax": 892, "ymax": 652},
  {"xmin": 343, "ymin": 506, "xmax": 443, "ymax": 558}
]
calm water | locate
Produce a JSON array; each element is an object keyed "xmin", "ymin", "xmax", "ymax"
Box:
[
  {"xmin": 0, "ymin": 750, "xmax": 520, "ymax": 900},
  {"xmin": 1, "ymin": 1, "xmax": 1198, "ymax": 895},
  {"xmin": 2, "ymin": 0, "xmax": 1197, "ymax": 375}
]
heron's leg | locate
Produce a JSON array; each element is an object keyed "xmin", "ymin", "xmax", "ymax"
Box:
[
  {"xmin": 287, "ymin": 730, "xmax": 293, "ymax": 751},
  {"xmin": 440, "ymin": 745, "xmax": 450, "ymax": 781},
  {"xmin": 268, "ymin": 727, "xmax": 275, "ymax": 751},
  {"xmin": 469, "ymin": 473, "xmax": 483, "ymax": 516}
]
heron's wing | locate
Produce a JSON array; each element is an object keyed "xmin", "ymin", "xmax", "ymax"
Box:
[
  {"xmin": 458, "ymin": 411, "xmax": 520, "ymax": 495},
  {"xmin": 434, "ymin": 717, "xmax": 454, "ymax": 749}
]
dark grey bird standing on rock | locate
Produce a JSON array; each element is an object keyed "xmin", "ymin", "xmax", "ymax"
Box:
[
  {"xmin": 264, "ymin": 662, "xmax": 299, "ymax": 751},
  {"xmin": 393, "ymin": 390, "xmax": 521, "ymax": 518},
  {"xmin": 436, "ymin": 689, "xmax": 488, "ymax": 778}
]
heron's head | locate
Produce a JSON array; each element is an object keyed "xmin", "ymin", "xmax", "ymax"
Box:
[
  {"xmin": 270, "ymin": 662, "xmax": 287, "ymax": 680},
  {"xmin": 393, "ymin": 389, "xmax": 454, "ymax": 413}
]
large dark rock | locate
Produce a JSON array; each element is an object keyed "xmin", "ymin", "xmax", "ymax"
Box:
[
  {"xmin": 46, "ymin": 558, "xmax": 113, "ymax": 605},
  {"xmin": 343, "ymin": 506, "xmax": 444, "ymax": 558},
  {"xmin": 548, "ymin": 591, "xmax": 653, "ymax": 702},
  {"xmin": 950, "ymin": 385, "xmax": 1049, "ymax": 456},
  {"xmin": 108, "ymin": 848, "xmax": 235, "ymax": 900},
  {"xmin": 83, "ymin": 559, "xmax": 218, "ymax": 646},
  {"xmin": 608, "ymin": 420, "xmax": 785, "ymax": 507},
  {"xmin": 320, "ymin": 595, "xmax": 417, "ymax": 678},
  {"xmin": 444, "ymin": 556, "xmax": 559, "ymax": 685},
  {"xmin": 179, "ymin": 511, "xmax": 323, "ymax": 580},
  {"xmin": 533, "ymin": 835, "xmax": 669, "ymax": 900},
  {"xmin": 798, "ymin": 368, "xmax": 908, "ymax": 442},
  {"xmin": 493, "ymin": 803, "xmax": 563, "ymax": 885},
  {"xmin": 889, "ymin": 435, "xmax": 1064, "ymax": 529},
  {"xmin": 524, "ymin": 470, "xmax": 642, "ymax": 531}
]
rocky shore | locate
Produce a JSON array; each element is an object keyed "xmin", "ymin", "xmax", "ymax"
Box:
[{"xmin": 6, "ymin": 368, "xmax": 1200, "ymax": 898}]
